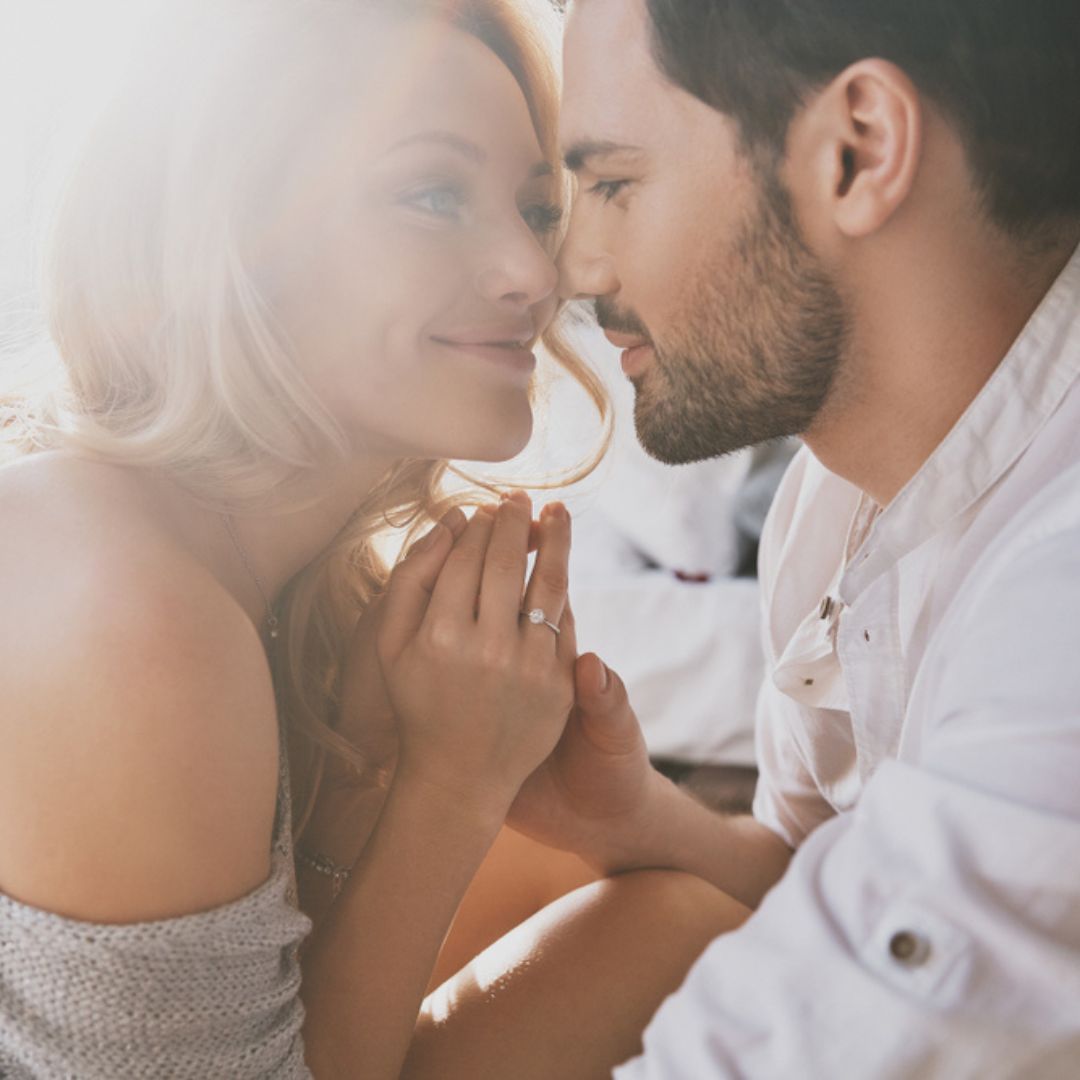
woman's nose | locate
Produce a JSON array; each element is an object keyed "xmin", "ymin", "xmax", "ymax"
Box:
[{"xmin": 474, "ymin": 223, "xmax": 559, "ymax": 309}]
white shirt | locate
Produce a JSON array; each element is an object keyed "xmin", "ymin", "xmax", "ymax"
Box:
[{"xmin": 616, "ymin": 242, "xmax": 1080, "ymax": 1078}]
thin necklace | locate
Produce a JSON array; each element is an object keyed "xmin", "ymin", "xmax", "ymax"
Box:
[{"xmin": 222, "ymin": 514, "xmax": 280, "ymax": 640}]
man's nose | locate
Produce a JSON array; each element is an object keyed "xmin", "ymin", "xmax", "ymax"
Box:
[{"xmin": 556, "ymin": 204, "xmax": 619, "ymax": 301}]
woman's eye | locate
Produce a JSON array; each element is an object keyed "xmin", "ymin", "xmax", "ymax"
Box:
[
  {"xmin": 521, "ymin": 201, "xmax": 563, "ymax": 236},
  {"xmin": 589, "ymin": 179, "xmax": 632, "ymax": 203},
  {"xmin": 402, "ymin": 184, "xmax": 466, "ymax": 220}
]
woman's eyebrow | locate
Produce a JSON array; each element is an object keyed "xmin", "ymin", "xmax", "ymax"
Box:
[
  {"xmin": 384, "ymin": 133, "xmax": 552, "ymax": 180},
  {"xmin": 385, "ymin": 131, "xmax": 486, "ymax": 163},
  {"xmin": 386, "ymin": 131, "xmax": 555, "ymax": 185}
]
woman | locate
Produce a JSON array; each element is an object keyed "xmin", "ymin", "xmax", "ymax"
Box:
[{"xmin": 0, "ymin": 1, "xmax": 747, "ymax": 1076}]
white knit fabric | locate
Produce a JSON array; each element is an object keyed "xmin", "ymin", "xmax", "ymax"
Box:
[{"xmin": 0, "ymin": 734, "xmax": 313, "ymax": 1079}]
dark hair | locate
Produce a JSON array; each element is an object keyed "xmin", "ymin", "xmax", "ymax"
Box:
[{"xmin": 645, "ymin": 0, "xmax": 1080, "ymax": 232}]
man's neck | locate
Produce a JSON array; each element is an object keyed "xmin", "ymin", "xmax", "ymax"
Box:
[{"xmin": 804, "ymin": 227, "xmax": 1079, "ymax": 508}]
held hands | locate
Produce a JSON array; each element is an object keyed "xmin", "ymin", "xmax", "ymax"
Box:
[
  {"xmin": 507, "ymin": 653, "xmax": 666, "ymax": 874},
  {"xmin": 354, "ymin": 494, "xmax": 662, "ymax": 866},
  {"xmin": 375, "ymin": 493, "xmax": 577, "ymax": 823}
]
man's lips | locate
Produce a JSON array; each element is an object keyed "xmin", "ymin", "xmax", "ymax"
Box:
[
  {"xmin": 601, "ymin": 328, "xmax": 654, "ymax": 377},
  {"xmin": 601, "ymin": 328, "xmax": 652, "ymax": 351}
]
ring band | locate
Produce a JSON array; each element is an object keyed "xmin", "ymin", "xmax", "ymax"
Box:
[{"xmin": 521, "ymin": 607, "xmax": 561, "ymax": 637}]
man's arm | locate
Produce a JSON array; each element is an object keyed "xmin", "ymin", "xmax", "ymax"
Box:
[
  {"xmin": 509, "ymin": 654, "xmax": 793, "ymax": 911},
  {"xmin": 613, "ymin": 770, "xmax": 794, "ymax": 909},
  {"xmin": 615, "ymin": 506, "xmax": 1080, "ymax": 1078}
]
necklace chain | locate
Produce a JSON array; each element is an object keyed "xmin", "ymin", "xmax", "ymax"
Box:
[{"xmin": 222, "ymin": 514, "xmax": 280, "ymax": 640}]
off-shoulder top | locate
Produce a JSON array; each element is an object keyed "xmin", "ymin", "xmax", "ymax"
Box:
[{"xmin": 0, "ymin": 725, "xmax": 314, "ymax": 1079}]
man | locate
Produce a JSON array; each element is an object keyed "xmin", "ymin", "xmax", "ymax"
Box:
[
  {"xmin": 546, "ymin": 0, "xmax": 1080, "ymax": 1075},
  {"xmin": 410, "ymin": 1, "xmax": 1080, "ymax": 1076}
]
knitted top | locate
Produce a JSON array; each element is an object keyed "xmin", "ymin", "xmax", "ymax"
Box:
[{"xmin": 0, "ymin": 731, "xmax": 314, "ymax": 1079}]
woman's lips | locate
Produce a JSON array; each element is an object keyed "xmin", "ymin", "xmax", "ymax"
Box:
[{"xmin": 430, "ymin": 337, "xmax": 537, "ymax": 379}]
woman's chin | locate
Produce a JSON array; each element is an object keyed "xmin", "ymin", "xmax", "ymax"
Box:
[{"xmin": 454, "ymin": 412, "xmax": 534, "ymax": 464}]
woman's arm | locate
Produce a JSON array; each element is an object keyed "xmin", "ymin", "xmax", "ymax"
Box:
[
  {"xmin": 300, "ymin": 494, "xmax": 578, "ymax": 1078},
  {"xmin": 300, "ymin": 764, "xmax": 509, "ymax": 1078}
]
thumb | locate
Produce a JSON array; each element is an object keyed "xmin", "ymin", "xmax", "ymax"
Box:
[
  {"xmin": 573, "ymin": 653, "xmax": 641, "ymax": 752},
  {"xmin": 377, "ymin": 508, "xmax": 464, "ymax": 662},
  {"xmin": 575, "ymin": 651, "xmax": 619, "ymax": 703}
]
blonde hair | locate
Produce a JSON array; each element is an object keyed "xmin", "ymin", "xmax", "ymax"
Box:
[{"xmin": 2, "ymin": 0, "xmax": 609, "ymax": 832}]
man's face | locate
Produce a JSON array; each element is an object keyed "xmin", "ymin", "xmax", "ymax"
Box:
[{"xmin": 559, "ymin": 0, "xmax": 849, "ymax": 464}]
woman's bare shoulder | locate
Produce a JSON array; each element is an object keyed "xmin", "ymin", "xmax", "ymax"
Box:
[{"xmin": 0, "ymin": 453, "xmax": 281, "ymax": 923}]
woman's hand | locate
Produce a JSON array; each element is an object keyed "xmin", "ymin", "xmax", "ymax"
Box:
[
  {"xmin": 331, "ymin": 509, "xmax": 469, "ymax": 790},
  {"xmin": 376, "ymin": 492, "xmax": 577, "ymax": 822},
  {"xmin": 297, "ymin": 509, "xmax": 468, "ymax": 924}
]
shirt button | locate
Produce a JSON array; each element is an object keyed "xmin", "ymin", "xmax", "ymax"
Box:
[{"xmin": 889, "ymin": 930, "xmax": 931, "ymax": 967}]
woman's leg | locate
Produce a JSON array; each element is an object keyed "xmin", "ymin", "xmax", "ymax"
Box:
[
  {"xmin": 429, "ymin": 826, "xmax": 597, "ymax": 991},
  {"xmin": 405, "ymin": 869, "xmax": 751, "ymax": 1080}
]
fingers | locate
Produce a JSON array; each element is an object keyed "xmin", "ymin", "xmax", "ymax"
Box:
[
  {"xmin": 477, "ymin": 491, "xmax": 533, "ymax": 628},
  {"xmin": 520, "ymin": 502, "xmax": 572, "ymax": 644},
  {"xmin": 405, "ymin": 506, "xmax": 467, "ymax": 556},
  {"xmin": 393, "ymin": 496, "xmax": 568, "ymax": 651},
  {"xmin": 556, "ymin": 598, "xmax": 578, "ymax": 665},
  {"xmin": 426, "ymin": 504, "xmax": 497, "ymax": 622},
  {"xmin": 376, "ymin": 509, "xmax": 465, "ymax": 662}
]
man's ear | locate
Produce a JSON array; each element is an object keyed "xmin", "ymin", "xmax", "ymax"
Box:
[{"xmin": 799, "ymin": 59, "xmax": 923, "ymax": 239}]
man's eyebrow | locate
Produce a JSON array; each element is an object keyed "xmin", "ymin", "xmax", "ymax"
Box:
[
  {"xmin": 562, "ymin": 140, "xmax": 645, "ymax": 173},
  {"xmin": 386, "ymin": 131, "xmax": 487, "ymax": 164}
]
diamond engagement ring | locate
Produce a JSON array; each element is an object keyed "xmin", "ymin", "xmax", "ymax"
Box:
[{"xmin": 521, "ymin": 607, "xmax": 561, "ymax": 637}]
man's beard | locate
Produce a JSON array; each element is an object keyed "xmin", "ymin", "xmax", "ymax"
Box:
[{"xmin": 597, "ymin": 160, "xmax": 850, "ymax": 465}]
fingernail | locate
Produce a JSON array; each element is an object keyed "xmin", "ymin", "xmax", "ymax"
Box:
[
  {"xmin": 597, "ymin": 660, "xmax": 610, "ymax": 693},
  {"xmin": 440, "ymin": 507, "xmax": 465, "ymax": 534},
  {"xmin": 410, "ymin": 523, "xmax": 442, "ymax": 554},
  {"xmin": 544, "ymin": 501, "xmax": 568, "ymax": 522}
]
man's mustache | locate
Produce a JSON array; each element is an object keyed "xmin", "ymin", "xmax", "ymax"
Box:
[{"xmin": 593, "ymin": 298, "xmax": 652, "ymax": 342}]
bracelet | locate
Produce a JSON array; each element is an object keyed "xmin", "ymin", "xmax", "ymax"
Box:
[{"xmin": 296, "ymin": 846, "xmax": 354, "ymax": 901}]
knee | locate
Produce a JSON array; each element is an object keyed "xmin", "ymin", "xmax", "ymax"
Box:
[{"xmin": 579, "ymin": 868, "xmax": 751, "ymax": 942}]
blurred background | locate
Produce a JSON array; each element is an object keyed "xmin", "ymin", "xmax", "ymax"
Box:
[{"xmin": 1, "ymin": 1, "xmax": 157, "ymax": 322}]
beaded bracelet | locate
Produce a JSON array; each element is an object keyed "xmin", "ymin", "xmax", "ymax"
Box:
[{"xmin": 296, "ymin": 847, "xmax": 354, "ymax": 901}]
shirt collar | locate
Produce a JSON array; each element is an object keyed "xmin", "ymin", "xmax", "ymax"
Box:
[{"xmin": 840, "ymin": 241, "xmax": 1080, "ymax": 603}]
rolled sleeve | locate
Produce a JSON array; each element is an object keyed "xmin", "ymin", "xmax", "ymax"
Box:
[{"xmin": 751, "ymin": 677, "xmax": 835, "ymax": 849}]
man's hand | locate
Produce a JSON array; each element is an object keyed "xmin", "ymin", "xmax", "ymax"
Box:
[{"xmin": 507, "ymin": 650, "xmax": 674, "ymax": 875}]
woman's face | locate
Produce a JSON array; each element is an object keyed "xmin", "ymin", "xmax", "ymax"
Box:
[{"xmin": 261, "ymin": 15, "xmax": 561, "ymax": 465}]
